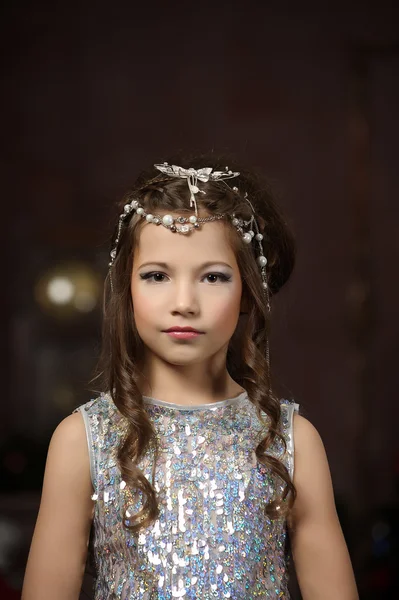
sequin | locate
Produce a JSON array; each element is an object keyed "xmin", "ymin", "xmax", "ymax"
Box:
[{"xmin": 75, "ymin": 391, "xmax": 299, "ymax": 599}]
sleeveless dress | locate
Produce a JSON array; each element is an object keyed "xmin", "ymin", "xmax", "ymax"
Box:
[{"xmin": 75, "ymin": 390, "xmax": 299, "ymax": 599}]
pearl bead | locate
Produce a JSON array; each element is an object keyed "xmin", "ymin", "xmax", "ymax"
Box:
[
  {"xmin": 249, "ymin": 230, "xmax": 255, "ymax": 237},
  {"xmin": 146, "ymin": 214, "xmax": 154, "ymax": 222},
  {"xmin": 136, "ymin": 207, "xmax": 144, "ymax": 215},
  {"xmin": 255, "ymin": 233, "xmax": 263, "ymax": 241},
  {"xmin": 257, "ymin": 256, "xmax": 267, "ymax": 267},
  {"xmin": 162, "ymin": 214, "xmax": 174, "ymax": 226},
  {"xmin": 232, "ymin": 218, "xmax": 239, "ymax": 226},
  {"xmin": 243, "ymin": 233, "xmax": 252, "ymax": 244},
  {"xmin": 123, "ymin": 204, "xmax": 131, "ymax": 213},
  {"xmin": 191, "ymin": 185, "xmax": 199, "ymax": 194},
  {"xmin": 262, "ymin": 281, "xmax": 268, "ymax": 289},
  {"xmin": 131, "ymin": 200, "xmax": 139, "ymax": 209},
  {"xmin": 189, "ymin": 215, "xmax": 197, "ymax": 224}
]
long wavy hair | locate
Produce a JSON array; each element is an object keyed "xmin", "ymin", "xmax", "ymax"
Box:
[{"xmin": 94, "ymin": 153, "xmax": 297, "ymax": 533}]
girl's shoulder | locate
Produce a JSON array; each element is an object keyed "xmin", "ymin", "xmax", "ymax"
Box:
[
  {"xmin": 74, "ymin": 392, "xmax": 114, "ymax": 415},
  {"xmin": 278, "ymin": 397, "xmax": 300, "ymax": 432},
  {"xmin": 265, "ymin": 398, "xmax": 300, "ymax": 479},
  {"xmin": 73, "ymin": 392, "xmax": 122, "ymax": 422},
  {"xmin": 73, "ymin": 393, "xmax": 127, "ymax": 442},
  {"xmin": 72, "ymin": 393, "xmax": 126, "ymax": 490},
  {"xmin": 279, "ymin": 397, "xmax": 300, "ymax": 411}
]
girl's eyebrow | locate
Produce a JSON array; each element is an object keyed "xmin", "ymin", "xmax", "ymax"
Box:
[{"xmin": 137, "ymin": 261, "xmax": 234, "ymax": 270}]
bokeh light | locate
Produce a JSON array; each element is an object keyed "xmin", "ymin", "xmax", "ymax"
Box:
[{"xmin": 34, "ymin": 262, "xmax": 102, "ymax": 319}]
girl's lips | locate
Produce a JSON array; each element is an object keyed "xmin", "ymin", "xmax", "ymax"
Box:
[{"xmin": 164, "ymin": 331, "xmax": 203, "ymax": 339}]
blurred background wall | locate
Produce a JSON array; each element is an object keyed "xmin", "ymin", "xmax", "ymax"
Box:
[{"xmin": 1, "ymin": 1, "xmax": 398, "ymax": 597}]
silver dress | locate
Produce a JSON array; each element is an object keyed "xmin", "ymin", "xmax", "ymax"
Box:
[{"xmin": 75, "ymin": 390, "xmax": 299, "ymax": 599}]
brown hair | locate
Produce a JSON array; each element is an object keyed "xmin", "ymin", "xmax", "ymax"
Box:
[{"xmin": 94, "ymin": 153, "xmax": 297, "ymax": 532}]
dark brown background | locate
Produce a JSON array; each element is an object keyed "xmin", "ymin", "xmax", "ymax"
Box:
[{"xmin": 0, "ymin": 1, "xmax": 398, "ymax": 597}]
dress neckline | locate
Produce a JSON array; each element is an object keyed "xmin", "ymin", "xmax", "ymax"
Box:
[{"xmin": 142, "ymin": 389, "xmax": 248, "ymax": 411}]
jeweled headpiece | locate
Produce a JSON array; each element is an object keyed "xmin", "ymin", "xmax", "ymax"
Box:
[{"xmin": 109, "ymin": 162, "xmax": 270, "ymax": 311}]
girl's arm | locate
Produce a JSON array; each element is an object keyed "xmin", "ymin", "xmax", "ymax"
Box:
[
  {"xmin": 288, "ymin": 414, "xmax": 359, "ymax": 600},
  {"xmin": 22, "ymin": 412, "xmax": 94, "ymax": 600}
]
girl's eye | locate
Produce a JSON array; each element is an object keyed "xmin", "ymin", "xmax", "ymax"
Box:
[
  {"xmin": 139, "ymin": 272, "xmax": 231, "ymax": 284},
  {"xmin": 204, "ymin": 273, "xmax": 231, "ymax": 284},
  {"xmin": 139, "ymin": 272, "xmax": 167, "ymax": 283}
]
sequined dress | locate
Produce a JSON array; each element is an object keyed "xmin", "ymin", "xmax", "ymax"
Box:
[{"xmin": 75, "ymin": 390, "xmax": 299, "ymax": 599}]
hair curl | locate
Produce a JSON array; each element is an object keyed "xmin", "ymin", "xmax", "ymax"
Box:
[{"xmin": 93, "ymin": 153, "xmax": 297, "ymax": 533}]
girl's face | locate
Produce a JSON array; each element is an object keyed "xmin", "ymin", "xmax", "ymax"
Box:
[{"xmin": 131, "ymin": 216, "xmax": 243, "ymax": 368}]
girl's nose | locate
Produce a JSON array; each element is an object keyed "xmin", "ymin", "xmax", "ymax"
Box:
[{"xmin": 171, "ymin": 283, "xmax": 199, "ymax": 316}]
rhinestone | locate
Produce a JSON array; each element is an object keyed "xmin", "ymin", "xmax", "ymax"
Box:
[
  {"xmin": 162, "ymin": 214, "xmax": 174, "ymax": 226},
  {"xmin": 194, "ymin": 223, "xmax": 200, "ymax": 228},
  {"xmin": 123, "ymin": 204, "xmax": 131, "ymax": 213},
  {"xmin": 177, "ymin": 225, "xmax": 191, "ymax": 234},
  {"xmin": 131, "ymin": 200, "xmax": 139, "ymax": 209}
]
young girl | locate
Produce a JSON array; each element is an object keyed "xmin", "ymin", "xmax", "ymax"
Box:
[{"xmin": 22, "ymin": 156, "xmax": 358, "ymax": 599}]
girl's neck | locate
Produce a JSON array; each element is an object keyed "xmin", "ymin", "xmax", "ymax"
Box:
[
  {"xmin": 142, "ymin": 388, "xmax": 247, "ymax": 409},
  {"xmin": 137, "ymin": 354, "xmax": 243, "ymax": 407},
  {"xmin": 138, "ymin": 379, "xmax": 244, "ymax": 407}
]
